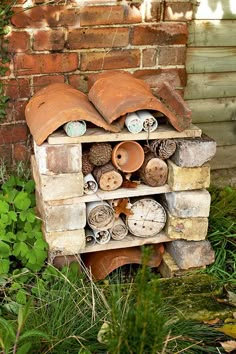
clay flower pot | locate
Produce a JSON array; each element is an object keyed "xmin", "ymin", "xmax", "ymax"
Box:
[{"xmin": 112, "ymin": 141, "xmax": 144, "ymax": 173}]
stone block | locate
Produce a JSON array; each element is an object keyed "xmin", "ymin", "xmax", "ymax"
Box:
[
  {"xmin": 162, "ymin": 190, "xmax": 211, "ymax": 217},
  {"xmin": 33, "ymin": 140, "xmax": 82, "ymax": 175},
  {"xmin": 43, "ymin": 228, "xmax": 86, "ymax": 256},
  {"xmin": 166, "ymin": 240, "xmax": 215, "ymax": 269},
  {"xmin": 165, "ymin": 212, "xmax": 208, "ymax": 240},
  {"xmin": 36, "ymin": 191, "xmax": 86, "ymax": 232},
  {"xmin": 167, "ymin": 160, "xmax": 210, "ymax": 191},
  {"xmin": 52, "ymin": 254, "xmax": 81, "ymax": 270},
  {"xmin": 170, "ymin": 134, "xmax": 216, "ymax": 167},
  {"xmin": 31, "ymin": 155, "xmax": 84, "ymax": 201}
]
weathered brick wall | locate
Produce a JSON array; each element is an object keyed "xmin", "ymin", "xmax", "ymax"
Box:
[{"xmin": 1, "ymin": 0, "xmax": 193, "ymax": 165}]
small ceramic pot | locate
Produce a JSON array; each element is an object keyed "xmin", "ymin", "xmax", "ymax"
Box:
[{"xmin": 112, "ymin": 141, "xmax": 144, "ymax": 173}]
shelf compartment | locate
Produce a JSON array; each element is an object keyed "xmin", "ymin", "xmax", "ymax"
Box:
[
  {"xmin": 80, "ymin": 232, "xmax": 171, "ymax": 254},
  {"xmin": 47, "ymin": 124, "xmax": 202, "ymax": 145}
]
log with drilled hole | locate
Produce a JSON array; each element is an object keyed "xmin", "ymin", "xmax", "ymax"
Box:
[
  {"xmin": 139, "ymin": 152, "xmax": 168, "ymax": 187},
  {"xmin": 93, "ymin": 162, "xmax": 123, "ymax": 191}
]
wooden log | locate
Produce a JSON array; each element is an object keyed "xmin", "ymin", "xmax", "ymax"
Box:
[
  {"xmin": 126, "ymin": 198, "xmax": 167, "ymax": 237},
  {"xmin": 139, "ymin": 153, "xmax": 168, "ymax": 187},
  {"xmin": 93, "ymin": 163, "xmax": 123, "ymax": 191}
]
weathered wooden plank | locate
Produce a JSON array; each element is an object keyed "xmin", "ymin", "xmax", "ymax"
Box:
[
  {"xmin": 184, "ymin": 73, "xmax": 236, "ymax": 100},
  {"xmin": 47, "ymin": 184, "xmax": 171, "ymax": 205},
  {"xmin": 188, "ymin": 20, "xmax": 236, "ymax": 47},
  {"xmin": 210, "ymin": 145, "xmax": 236, "ymax": 169},
  {"xmin": 194, "ymin": 0, "xmax": 236, "ymax": 20},
  {"xmin": 80, "ymin": 232, "xmax": 171, "ymax": 254},
  {"xmin": 197, "ymin": 121, "xmax": 236, "ymax": 146},
  {"xmin": 186, "ymin": 98, "xmax": 236, "ymax": 123},
  {"xmin": 186, "ymin": 47, "xmax": 236, "ymax": 73},
  {"xmin": 47, "ymin": 124, "xmax": 202, "ymax": 145}
]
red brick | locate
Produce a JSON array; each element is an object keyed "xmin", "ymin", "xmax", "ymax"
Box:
[
  {"xmin": 3, "ymin": 78, "xmax": 30, "ymax": 99},
  {"xmin": 159, "ymin": 46, "xmax": 186, "ymax": 65},
  {"xmin": 164, "ymin": 2, "xmax": 193, "ymax": 21},
  {"xmin": 68, "ymin": 75, "xmax": 88, "ymax": 93},
  {"xmin": 13, "ymin": 101, "xmax": 28, "ymax": 122},
  {"xmin": 67, "ymin": 28, "xmax": 129, "ymax": 49},
  {"xmin": 142, "ymin": 48, "xmax": 157, "ymax": 67},
  {"xmin": 33, "ymin": 75, "xmax": 65, "ymax": 93},
  {"xmin": 0, "ymin": 60, "xmax": 11, "ymax": 77},
  {"xmin": 80, "ymin": 5, "xmax": 141, "ymax": 26},
  {"xmin": 145, "ymin": 1, "xmax": 162, "ymax": 22},
  {"xmin": 133, "ymin": 68, "xmax": 186, "ymax": 89},
  {"xmin": 13, "ymin": 143, "xmax": 31, "ymax": 161},
  {"xmin": 11, "ymin": 6, "xmax": 80, "ymax": 28},
  {"xmin": 0, "ymin": 144, "xmax": 12, "ymax": 165},
  {"xmin": 131, "ymin": 23, "xmax": 188, "ymax": 45},
  {"xmin": 6, "ymin": 31, "xmax": 30, "ymax": 53},
  {"xmin": 80, "ymin": 49, "xmax": 140, "ymax": 71},
  {"xmin": 32, "ymin": 29, "xmax": 65, "ymax": 51},
  {"xmin": 14, "ymin": 53, "xmax": 78, "ymax": 75},
  {"xmin": 0, "ymin": 124, "xmax": 28, "ymax": 144}
]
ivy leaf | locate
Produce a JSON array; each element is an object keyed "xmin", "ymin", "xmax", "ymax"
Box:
[
  {"xmin": 14, "ymin": 192, "xmax": 31, "ymax": 211},
  {"xmin": 13, "ymin": 242, "xmax": 29, "ymax": 258},
  {"xmin": 0, "ymin": 241, "xmax": 11, "ymax": 258},
  {"xmin": 0, "ymin": 259, "xmax": 10, "ymax": 274},
  {"xmin": 16, "ymin": 289, "xmax": 27, "ymax": 305},
  {"xmin": 6, "ymin": 231, "xmax": 16, "ymax": 241},
  {"xmin": 24, "ymin": 180, "xmax": 35, "ymax": 194},
  {"xmin": 0, "ymin": 200, "xmax": 9, "ymax": 213},
  {"xmin": 8, "ymin": 210, "xmax": 17, "ymax": 222},
  {"xmin": 16, "ymin": 231, "xmax": 27, "ymax": 242}
]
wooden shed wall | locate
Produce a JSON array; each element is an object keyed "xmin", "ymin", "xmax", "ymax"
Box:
[{"xmin": 185, "ymin": 0, "xmax": 236, "ymax": 174}]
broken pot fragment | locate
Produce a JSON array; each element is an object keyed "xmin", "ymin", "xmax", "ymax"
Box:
[
  {"xmin": 25, "ymin": 83, "xmax": 125, "ymax": 145},
  {"xmin": 88, "ymin": 70, "xmax": 192, "ymax": 132}
]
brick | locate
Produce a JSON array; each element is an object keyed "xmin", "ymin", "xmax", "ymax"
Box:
[
  {"xmin": 13, "ymin": 143, "xmax": 30, "ymax": 161},
  {"xmin": 130, "ymin": 23, "xmax": 188, "ymax": 45},
  {"xmin": 162, "ymin": 190, "xmax": 211, "ymax": 218},
  {"xmin": 31, "ymin": 156, "xmax": 84, "ymax": 201},
  {"xmin": 6, "ymin": 31, "xmax": 30, "ymax": 53},
  {"xmin": 144, "ymin": 1, "xmax": 162, "ymax": 22},
  {"xmin": 33, "ymin": 75, "xmax": 65, "ymax": 93},
  {"xmin": 158, "ymin": 251, "xmax": 184, "ymax": 278},
  {"xmin": 3, "ymin": 78, "xmax": 30, "ymax": 99},
  {"xmin": 80, "ymin": 5, "xmax": 141, "ymax": 26},
  {"xmin": 166, "ymin": 240, "xmax": 215, "ymax": 269},
  {"xmin": 32, "ymin": 29, "xmax": 65, "ymax": 51},
  {"xmin": 159, "ymin": 46, "xmax": 186, "ymax": 65},
  {"xmin": 164, "ymin": 2, "xmax": 194, "ymax": 21},
  {"xmin": 43, "ymin": 228, "xmax": 86, "ymax": 256},
  {"xmin": 0, "ymin": 124, "xmax": 28, "ymax": 144},
  {"xmin": 142, "ymin": 48, "xmax": 157, "ymax": 67},
  {"xmin": 167, "ymin": 160, "xmax": 210, "ymax": 191},
  {"xmin": 14, "ymin": 53, "xmax": 78, "ymax": 75},
  {"xmin": 133, "ymin": 68, "xmax": 186, "ymax": 89},
  {"xmin": 33, "ymin": 140, "xmax": 82, "ymax": 174},
  {"xmin": 67, "ymin": 75, "xmax": 82, "ymax": 90},
  {"xmin": 67, "ymin": 28, "xmax": 129, "ymax": 49},
  {"xmin": 165, "ymin": 213, "xmax": 209, "ymax": 241},
  {"xmin": 36, "ymin": 192, "xmax": 86, "ymax": 232},
  {"xmin": 11, "ymin": 6, "xmax": 80, "ymax": 28},
  {"xmin": 171, "ymin": 134, "xmax": 217, "ymax": 167},
  {"xmin": 0, "ymin": 144, "xmax": 12, "ymax": 165},
  {"xmin": 80, "ymin": 49, "xmax": 140, "ymax": 71}
]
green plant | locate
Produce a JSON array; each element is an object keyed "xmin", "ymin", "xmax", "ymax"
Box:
[
  {"xmin": 0, "ymin": 299, "xmax": 49, "ymax": 354},
  {"xmin": 0, "ymin": 175, "xmax": 48, "ymax": 276},
  {"xmin": 206, "ymin": 186, "xmax": 236, "ymax": 285}
]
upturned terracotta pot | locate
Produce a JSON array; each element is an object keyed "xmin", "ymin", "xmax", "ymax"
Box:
[
  {"xmin": 112, "ymin": 140, "xmax": 145, "ymax": 173},
  {"xmin": 82, "ymin": 244, "xmax": 164, "ymax": 281}
]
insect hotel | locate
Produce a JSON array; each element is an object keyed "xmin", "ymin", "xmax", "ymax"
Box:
[{"xmin": 26, "ymin": 70, "xmax": 216, "ymax": 280}]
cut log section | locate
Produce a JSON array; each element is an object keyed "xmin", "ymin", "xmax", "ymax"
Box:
[
  {"xmin": 139, "ymin": 153, "xmax": 168, "ymax": 187},
  {"xmin": 126, "ymin": 198, "xmax": 167, "ymax": 237},
  {"xmin": 93, "ymin": 163, "xmax": 123, "ymax": 191}
]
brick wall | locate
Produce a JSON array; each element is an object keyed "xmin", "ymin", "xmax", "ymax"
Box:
[{"xmin": 1, "ymin": 0, "xmax": 193, "ymax": 165}]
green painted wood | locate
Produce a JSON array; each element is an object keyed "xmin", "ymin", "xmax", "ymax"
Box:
[
  {"xmin": 197, "ymin": 121, "xmax": 236, "ymax": 146},
  {"xmin": 194, "ymin": 0, "xmax": 236, "ymax": 20},
  {"xmin": 184, "ymin": 73, "xmax": 236, "ymax": 100},
  {"xmin": 188, "ymin": 20, "xmax": 236, "ymax": 47},
  {"xmin": 186, "ymin": 47, "xmax": 236, "ymax": 73},
  {"xmin": 210, "ymin": 145, "xmax": 236, "ymax": 169},
  {"xmin": 187, "ymin": 98, "xmax": 236, "ymax": 123}
]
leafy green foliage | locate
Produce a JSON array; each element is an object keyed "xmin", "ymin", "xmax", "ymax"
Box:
[
  {"xmin": 0, "ymin": 176, "xmax": 48, "ymax": 276},
  {"xmin": 207, "ymin": 186, "xmax": 236, "ymax": 285}
]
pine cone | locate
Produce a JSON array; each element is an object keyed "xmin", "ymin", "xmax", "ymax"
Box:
[
  {"xmin": 89, "ymin": 143, "xmax": 112, "ymax": 166},
  {"xmin": 82, "ymin": 151, "xmax": 94, "ymax": 175},
  {"xmin": 158, "ymin": 139, "xmax": 176, "ymax": 160}
]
